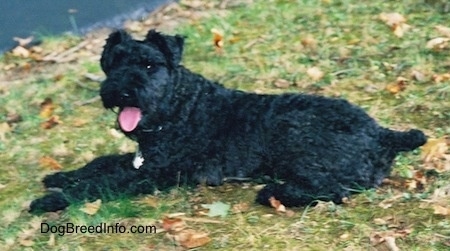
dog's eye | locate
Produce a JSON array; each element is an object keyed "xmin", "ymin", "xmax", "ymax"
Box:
[{"xmin": 146, "ymin": 64, "xmax": 152, "ymax": 69}]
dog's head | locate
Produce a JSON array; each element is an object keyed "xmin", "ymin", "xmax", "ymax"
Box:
[{"xmin": 99, "ymin": 29, "xmax": 184, "ymax": 135}]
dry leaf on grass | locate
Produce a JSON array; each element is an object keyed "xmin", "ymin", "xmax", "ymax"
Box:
[
  {"xmin": 410, "ymin": 69, "xmax": 426, "ymax": 82},
  {"xmin": 201, "ymin": 201, "xmax": 230, "ymax": 218},
  {"xmin": 39, "ymin": 98, "xmax": 55, "ymax": 119},
  {"xmin": 73, "ymin": 118, "xmax": 88, "ymax": 127},
  {"xmin": 139, "ymin": 195, "xmax": 159, "ymax": 208},
  {"xmin": 12, "ymin": 46, "xmax": 31, "ymax": 58},
  {"xmin": 421, "ymin": 136, "xmax": 450, "ymax": 172},
  {"xmin": 211, "ymin": 28, "xmax": 224, "ymax": 53},
  {"xmin": 301, "ymin": 35, "xmax": 318, "ymax": 49},
  {"xmin": 232, "ymin": 202, "xmax": 250, "ymax": 213},
  {"xmin": 426, "ymin": 37, "xmax": 450, "ymax": 50},
  {"xmin": 41, "ymin": 115, "xmax": 62, "ymax": 129},
  {"xmin": 432, "ymin": 73, "xmax": 450, "ymax": 83},
  {"xmin": 18, "ymin": 227, "xmax": 39, "ymax": 247},
  {"xmin": 162, "ymin": 216, "xmax": 211, "ymax": 249},
  {"xmin": 433, "ymin": 205, "xmax": 450, "ymax": 216},
  {"xmin": 79, "ymin": 199, "xmax": 102, "ymax": 215},
  {"xmin": 370, "ymin": 229, "xmax": 412, "ymax": 251},
  {"xmin": 0, "ymin": 122, "xmax": 12, "ymax": 141},
  {"xmin": 39, "ymin": 156, "xmax": 63, "ymax": 170},
  {"xmin": 406, "ymin": 170, "xmax": 427, "ymax": 190},
  {"xmin": 174, "ymin": 229, "xmax": 211, "ymax": 249},
  {"xmin": 162, "ymin": 216, "xmax": 186, "ymax": 232},
  {"xmin": 378, "ymin": 194, "xmax": 404, "ymax": 209},
  {"xmin": 47, "ymin": 234, "xmax": 56, "ymax": 247},
  {"xmin": 379, "ymin": 12, "xmax": 410, "ymax": 37},
  {"xmin": 273, "ymin": 79, "xmax": 291, "ymax": 88},
  {"xmin": 385, "ymin": 77, "xmax": 408, "ymax": 94},
  {"xmin": 435, "ymin": 25, "xmax": 450, "ymax": 38},
  {"xmin": 420, "ymin": 184, "xmax": 450, "ymax": 214},
  {"xmin": 306, "ymin": 67, "xmax": 324, "ymax": 81}
]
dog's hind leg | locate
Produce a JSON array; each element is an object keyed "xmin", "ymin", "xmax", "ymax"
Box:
[
  {"xmin": 255, "ymin": 170, "xmax": 349, "ymax": 207},
  {"xmin": 380, "ymin": 128, "xmax": 426, "ymax": 152},
  {"xmin": 256, "ymin": 182, "xmax": 348, "ymax": 207}
]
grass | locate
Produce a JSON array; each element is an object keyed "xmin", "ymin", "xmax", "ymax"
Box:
[{"xmin": 0, "ymin": 0, "xmax": 449, "ymax": 250}]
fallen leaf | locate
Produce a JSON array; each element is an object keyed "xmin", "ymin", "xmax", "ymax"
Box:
[
  {"xmin": 232, "ymin": 202, "xmax": 250, "ymax": 213},
  {"xmin": 373, "ymin": 218, "xmax": 388, "ymax": 225},
  {"xmin": 406, "ymin": 170, "xmax": 428, "ymax": 191},
  {"xmin": 306, "ymin": 66, "xmax": 324, "ymax": 81},
  {"xmin": 379, "ymin": 12, "xmax": 405, "ymax": 27},
  {"xmin": 162, "ymin": 217, "xmax": 186, "ymax": 232},
  {"xmin": 19, "ymin": 239, "xmax": 34, "ymax": 247},
  {"xmin": 72, "ymin": 118, "xmax": 88, "ymax": 127},
  {"xmin": 211, "ymin": 28, "xmax": 224, "ymax": 53},
  {"xmin": 312, "ymin": 200, "xmax": 336, "ymax": 213},
  {"xmin": 79, "ymin": 199, "xmax": 102, "ymax": 215},
  {"xmin": 285, "ymin": 209, "xmax": 296, "ymax": 217},
  {"xmin": 393, "ymin": 23, "xmax": 410, "ymax": 37},
  {"xmin": 47, "ymin": 234, "xmax": 55, "ymax": 247},
  {"xmin": 385, "ymin": 77, "xmax": 408, "ymax": 94},
  {"xmin": 0, "ymin": 122, "xmax": 11, "ymax": 141},
  {"xmin": 435, "ymin": 25, "xmax": 450, "ymax": 38},
  {"xmin": 178, "ymin": 229, "xmax": 211, "ymax": 249},
  {"xmin": 140, "ymin": 195, "xmax": 159, "ymax": 208},
  {"xmin": 12, "ymin": 46, "xmax": 30, "ymax": 58},
  {"xmin": 430, "ymin": 184, "xmax": 450, "ymax": 202},
  {"xmin": 201, "ymin": 201, "xmax": 230, "ymax": 218},
  {"xmin": 41, "ymin": 115, "xmax": 62, "ymax": 129},
  {"xmin": 39, "ymin": 156, "xmax": 63, "ymax": 170},
  {"xmin": 385, "ymin": 236, "xmax": 400, "ymax": 251},
  {"xmin": 370, "ymin": 229, "xmax": 412, "ymax": 250},
  {"xmin": 162, "ymin": 216, "xmax": 211, "ymax": 249},
  {"xmin": 18, "ymin": 228, "xmax": 38, "ymax": 247},
  {"xmin": 378, "ymin": 194, "xmax": 404, "ymax": 209},
  {"xmin": 273, "ymin": 79, "xmax": 291, "ymax": 88},
  {"xmin": 432, "ymin": 73, "xmax": 450, "ymax": 83},
  {"xmin": 426, "ymin": 37, "xmax": 450, "ymax": 50},
  {"xmin": 39, "ymin": 98, "xmax": 55, "ymax": 119},
  {"xmin": 379, "ymin": 12, "xmax": 410, "ymax": 37},
  {"xmin": 269, "ymin": 196, "xmax": 286, "ymax": 213},
  {"xmin": 340, "ymin": 233, "xmax": 350, "ymax": 240},
  {"xmin": 411, "ymin": 69, "xmax": 426, "ymax": 82},
  {"xmin": 433, "ymin": 205, "xmax": 450, "ymax": 216},
  {"xmin": 2, "ymin": 209, "xmax": 21, "ymax": 226},
  {"xmin": 301, "ymin": 35, "xmax": 318, "ymax": 49},
  {"xmin": 421, "ymin": 136, "xmax": 449, "ymax": 163}
]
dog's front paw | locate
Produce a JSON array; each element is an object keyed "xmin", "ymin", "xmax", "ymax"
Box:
[{"xmin": 29, "ymin": 192, "xmax": 69, "ymax": 214}]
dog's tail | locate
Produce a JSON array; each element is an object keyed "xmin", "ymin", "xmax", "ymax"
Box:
[{"xmin": 380, "ymin": 128, "xmax": 427, "ymax": 152}]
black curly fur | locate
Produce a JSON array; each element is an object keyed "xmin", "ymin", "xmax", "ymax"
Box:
[{"xmin": 29, "ymin": 29, "xmax": 427, "ymax": 213}]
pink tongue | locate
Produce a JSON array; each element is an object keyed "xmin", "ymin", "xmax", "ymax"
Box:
[{"xmin": 118, "ymin": 107, "xmax": 142, "ymax": 132}]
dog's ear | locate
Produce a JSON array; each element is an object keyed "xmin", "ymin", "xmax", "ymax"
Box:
[
  {"xmin": 145, "ymin": 29, "xmax": 185, "ymax": 67},
  {"xmin": 101, "ymin": 30, "xmax": 131, "ymax": 73}
]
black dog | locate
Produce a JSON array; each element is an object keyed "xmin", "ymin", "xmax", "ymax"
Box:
[{"xmin": 30, "ymin": 30, "xmax": 426, "ymax": 213}]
